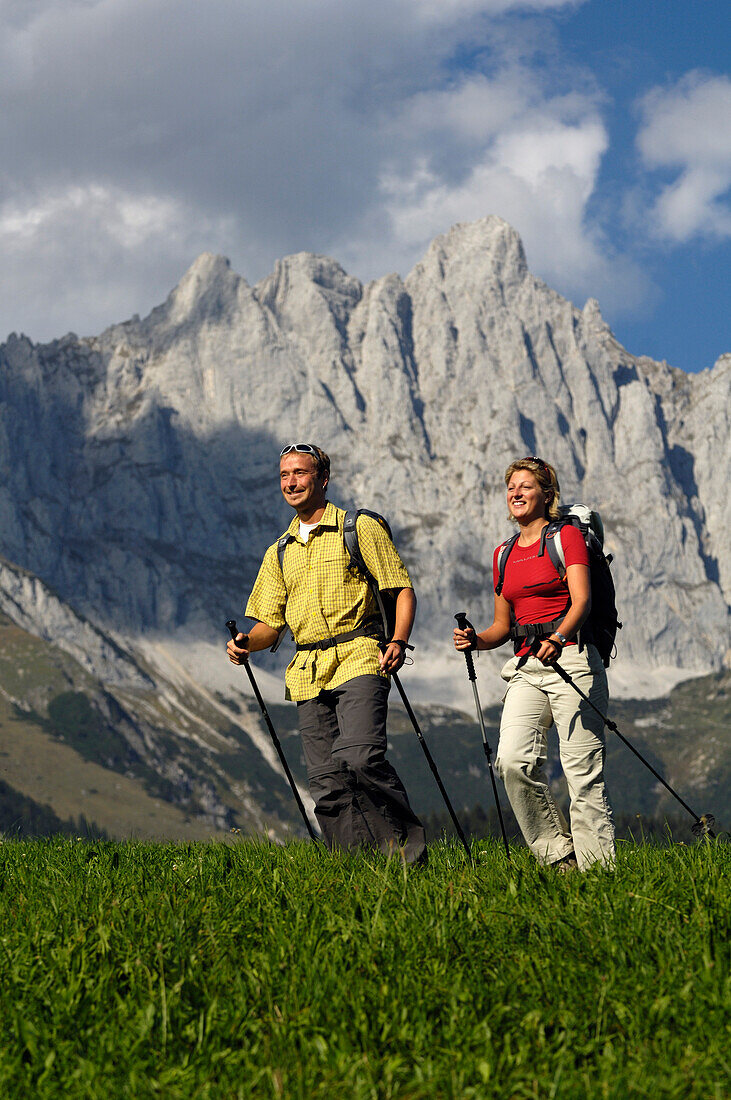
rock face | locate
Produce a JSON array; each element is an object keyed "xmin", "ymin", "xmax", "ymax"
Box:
[{"xmin": 0, "ymin": 217, "xmax": 729, "ymax": 699}]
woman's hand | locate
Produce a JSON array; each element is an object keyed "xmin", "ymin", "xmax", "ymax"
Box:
[
  {"xmin": 533, "ymin": 636, "xmax": 563, "ymax": 666},
  {"xmin": 453, "ymin": 626, "xmax": 476, "ymax": 652}
]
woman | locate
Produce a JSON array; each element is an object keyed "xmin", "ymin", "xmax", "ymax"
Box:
[{"xmin": 454, "ymin": 457, "xmax": 615, "ymax": 871}]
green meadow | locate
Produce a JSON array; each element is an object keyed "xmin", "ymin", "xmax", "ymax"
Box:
[{"xmin": 0, "ymin": 838, "xmax": 728, "ymax": 1099}]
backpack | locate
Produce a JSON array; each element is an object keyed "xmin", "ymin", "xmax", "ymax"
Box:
[
  {"xmin": 495, "ymin": 504, "xmax": 622, "ymax": 666},
  {"xmin": 277, "ymin": 508, "xmax": 396, "ymax": 638}
]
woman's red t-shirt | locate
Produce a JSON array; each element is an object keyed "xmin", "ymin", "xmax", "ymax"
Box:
[{"xmin": 492, "ymin": 525, "xmax": 588, "ymax": 656}]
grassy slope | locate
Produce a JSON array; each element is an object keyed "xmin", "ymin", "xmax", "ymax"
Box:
[
  {"xmin": 0, "ymin": 692, "xmax": 214, "ymax": 840},
  {"xmin": 0, "ymin": 839, "xmax": 727, "ymax": 1099},
  {"xmin": 1, "ymin": 602, "xmax": 728, "ymax": 840},
  {"xmin": 0, "ymin": 612, "xmax": 297, "ymax": 840}
]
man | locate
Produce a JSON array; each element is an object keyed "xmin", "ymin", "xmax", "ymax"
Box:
[{"xmin": 227, "ymin": 443, "xmax": 427, "ymax": 864}]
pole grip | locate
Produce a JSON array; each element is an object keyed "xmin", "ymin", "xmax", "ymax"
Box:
[
  {"xmin": 227, "ymin": 619, "xmax": 251, "ymax": 652},
  {"xmin": 454, "ymin": 612, "xmax": 477, "ymax": 682}
]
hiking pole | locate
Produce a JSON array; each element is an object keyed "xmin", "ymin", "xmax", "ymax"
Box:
[
  {"xmin": 226, "ymin": 620, "xmax": 320, "ymax": 843},
  {"xmin": 366, "ymin": 583, "xmax": 471, "ymax": 859},
  {"xmin": 541, "ymin": 646, "xmax": 716, "ymax": 838},
  {"xmin": 454, "ymin": 613, "xmax": 511, "ymax": 860},
  {"xmin": 390, "ymin": 670, "xmax": 472, "ymax": 861}
]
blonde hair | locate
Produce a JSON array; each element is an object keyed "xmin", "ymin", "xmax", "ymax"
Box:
[
  {"xmin": 504, "ymin": 457, "xmax": 561, "ymax": 521},
  {"xmin": 309, "ymin": 445, "xmax": 330, "ymax": 482}
]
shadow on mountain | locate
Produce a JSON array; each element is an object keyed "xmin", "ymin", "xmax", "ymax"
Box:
[
  {"xmin": 0, "ymin": 350, "xmax": 293, "ymax": 638},
  {"xmin": 0, "ymin": 778, "xmax": 108, "ymax": 840}
]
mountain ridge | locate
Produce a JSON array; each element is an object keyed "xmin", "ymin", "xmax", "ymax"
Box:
[
  {"xmin": 1, "ymin": 216, "xmax": 728, "ymax": 695},
  {"xmin": 0, "ymin": 214, "xmax": 728, "ymax": 836}
]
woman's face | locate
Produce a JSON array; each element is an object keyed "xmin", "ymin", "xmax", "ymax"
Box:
[{"xmin": 506, "ymin": 468, "xmax": 548, "ymax": 523}]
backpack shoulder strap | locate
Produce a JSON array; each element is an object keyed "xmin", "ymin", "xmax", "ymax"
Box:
[
  {"xmin": 544, "ymin": 522, "xmax": 567, "ymax": 579},
  {"xmin": 276, "ymin": 532, "xmax": 294, "ymax": 580},
  {"xmin": 344, "ymin": 508, "xmax": 396, "ymax": 638},
  {"xmin": 343, "ymin": 509, "xmax": 392, "ymax": 578},
  {"xmin": 495, "ymin": 533, "xmax": 520, "ymax": 596},
  {"xmin": 268, "ymin": 533, "xmax": 296, "ymax": 653},
  {"xmin": 343, "ymin": 509, "xmax": 361, "ymax": 574}
]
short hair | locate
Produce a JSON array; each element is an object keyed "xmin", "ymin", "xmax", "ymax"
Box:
[
  {"xmin": 279, "ymin": 444, "xmax": 330, "ymax": 481},
  {"xmin": 310, "ymin": 445, "xmax": 330, "ymax": 481},
  {"xmin": 504, "ymin": 457, "xmax": 561, "ymax": 521}
]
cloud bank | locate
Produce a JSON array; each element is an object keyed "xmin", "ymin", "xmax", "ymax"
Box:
[
  {"xmin": 0, "ymin": 0, "xmax": 724, "ymax": 344},
  {"xmin": 637, "ymin": 73, "xmax": 731, "ymax": 241}
]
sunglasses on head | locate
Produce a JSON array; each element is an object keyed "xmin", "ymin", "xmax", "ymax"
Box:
[
  {"xmin": 280, "ymin": 443, "xmax": 317, "ymax": 457},
  {"xmin": 522, "ymin": 456, "xmax": 549, "ymax": 473}
]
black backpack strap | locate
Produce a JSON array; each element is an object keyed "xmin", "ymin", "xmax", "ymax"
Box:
[
  {"xmin": 359, "ymin": 508, "xmax": 392, "ymax": 541},
  {"xmin": 344, "ymin": 508, "xmax": 397, "ymax": 641},
  {"xmin": 343, "ymin": 509, "xmax": 392, "ymax": 580},
  {"xmin": 342, "ymin": 510, "xmax": 362, "ymax": 576},
  {"xmin": 276, "ymin": 532, "xmax": 293, "ymax": 579},
  {"xmin": 495, "ymin": 533, "xmax": 519, "ymax": 596},
  {"xmin": 510, "ymin": 616, "xmax": 566, "ymax": 641}
]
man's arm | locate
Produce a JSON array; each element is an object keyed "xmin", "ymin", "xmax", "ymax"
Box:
[
  {"xmin": 379, "ymin": 587, "xmax": 416, "ymax": 674},
  {"xmin": 227, "ymin": 621, "xmax": 282, "ymax": 664},
  {"xmin": 228, "ymin": 542, "xmax": 288, "ymax": 665}
]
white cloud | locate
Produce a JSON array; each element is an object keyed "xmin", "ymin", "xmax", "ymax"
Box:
[
  {"xmin": 340, "ymin": 75, "xmax": 647, "ymax": 313},
  {"xmin": 638, "ymin": 73, "xmax": 731, "ymax": 241},
  {"xmin": 0, "ymin": 0, "xmax": 646, "ymax": 342},
  {"xmin": 407, "ymin": 0, "xmax": 581, "ymax": 19},
  {"xmin": 0, "ymin": 183, "xmax": 235, "ymax": 338},
  {"xmin": 1, "ymin": 185, "xmax": 178, "ymax": 248}
]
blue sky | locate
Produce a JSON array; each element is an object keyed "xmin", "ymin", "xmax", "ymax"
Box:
[
  {"xmin": 557, "ymin": 0, "xmax": 730, "ymax": 370},
  {"xmin": 0, "ymin": 0, "xmax": 728, "ymax": 373}
]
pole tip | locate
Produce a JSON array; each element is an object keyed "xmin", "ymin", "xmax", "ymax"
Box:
[{"xmin": 692, "ymin": 813, "xmax": 716, "ymax": 838}]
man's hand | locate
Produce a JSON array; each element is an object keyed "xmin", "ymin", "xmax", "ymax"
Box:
[
  {"xmin": 227, "ymin": 632, "xmax": 250, "ymax": 665},
  {"xmin": 379, "ymin": 641, "xmax": 406, "ymax": 674}
]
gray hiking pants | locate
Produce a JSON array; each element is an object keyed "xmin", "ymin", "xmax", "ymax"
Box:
[{"xmin": 297, "ymin": 674, "xmax": 427, "ymax": 864}]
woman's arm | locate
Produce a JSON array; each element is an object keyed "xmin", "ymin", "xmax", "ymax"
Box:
[
  {"xmin": 453, "ymin": 590, "xmax": 512, "ymax": 653},
  {"xmin": 534, "ymin": 561, "xmax": 591, "ymax": 665}
]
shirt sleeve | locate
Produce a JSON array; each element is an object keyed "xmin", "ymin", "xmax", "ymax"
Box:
[
  {"xmin": 561, "ymin": 524, "xmax": 589, "ymax": 568},
  {"xmin": 357, "ymin": 515, "xmax": 413, "ymax": 591},
  {"xmin": 244, "ymin": 543, "xmax": 288, "ymax": 630}
]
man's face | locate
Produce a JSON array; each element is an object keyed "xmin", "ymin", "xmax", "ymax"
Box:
[{"xmin": 279, "ymin": 452, "xmax": 328, "ymax": 513}]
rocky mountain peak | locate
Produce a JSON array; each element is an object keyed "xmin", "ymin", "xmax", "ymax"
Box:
[
  {"xmin": 0, "ymin": 217, "xmax": 728, "ymax": 705},
  {"xmin": 160, "ymin": 252, "xmax": 242, "ymax": 329},
  {"xmin": 407, "ymin": 215, "xmax": 529, "ymax": 291},
  {"xmin": 255, "ymin": 252, "xmax": 363, "ymax": 330},
  {"xmin": 581, "ymin": 297, "xmax": 604, "ymax": 323}
]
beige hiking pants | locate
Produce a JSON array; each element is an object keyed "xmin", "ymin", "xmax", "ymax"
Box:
[{"xmin": 496, "ymin": 643, "xmax": 615, "ymax": 871}]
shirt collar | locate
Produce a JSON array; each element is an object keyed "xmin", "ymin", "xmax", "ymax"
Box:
[{"xmin": 287, "ymin": 500, "xmax": 339, "ymax": 539}]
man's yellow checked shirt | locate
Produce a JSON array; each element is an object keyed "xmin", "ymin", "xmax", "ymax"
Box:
[{"xmin": 245, "ymin": 502, "xmax": 412, "ymax": 701}]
